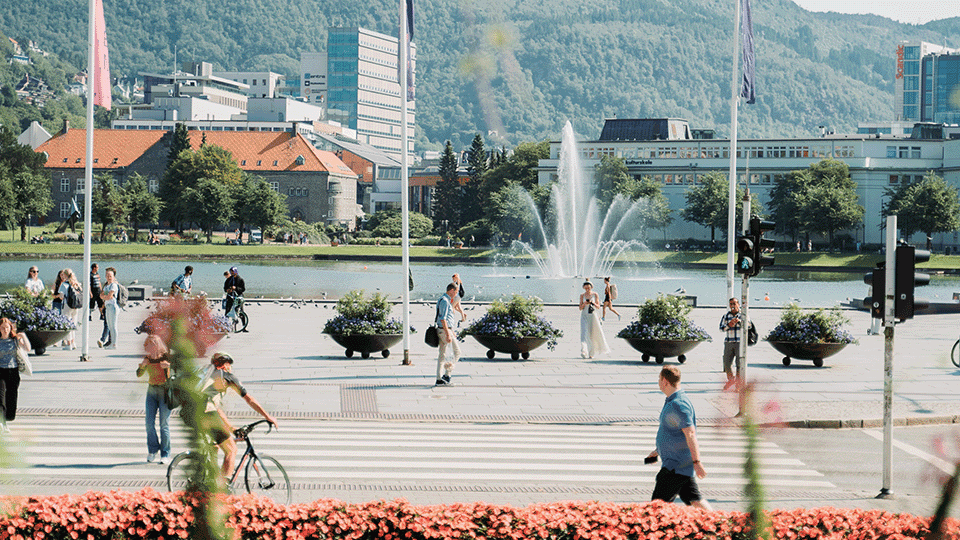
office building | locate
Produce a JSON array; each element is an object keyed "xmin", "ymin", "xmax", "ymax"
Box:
[
  {"xmin": 894, "ymin": 41, "xmax": 960, "ymax": 122},
  {"xmin": 215, "ymin": 71, "xmax": 284, "ymax": 98}
]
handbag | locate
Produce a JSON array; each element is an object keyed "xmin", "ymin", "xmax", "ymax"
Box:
[
  {"xmin": 163, "ymin": 368, "xmax": 182, "ymax": 410},
  {"xmin": 424, "ymin": 325, "xmax": 440, "ymax": 348},
  {"xmin": 16, "ymin": 339, "xmax": 32, "ymax": 376},
  {"xmin": 747, "ymin": 321, "xmax": 759, "ymax": 346}
]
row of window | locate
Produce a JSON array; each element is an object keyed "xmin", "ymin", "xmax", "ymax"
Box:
[
  {"xmin": 58, "ymin": 177, "xmax": 160, "ymax": 196},
  {"xmin": 580, "ymin": 144, "xmax": 853, "ymax": 160},
  {"xmin": 288, "ymin": 187, "xmax": 309, "ymax": 197},
  {"xmin": 119, "ymin": 125, "xmax": 292, "ymax": 133},
  {"xmin": 886, "ymin": 146, "xmax": 923, "ymax": 159}
]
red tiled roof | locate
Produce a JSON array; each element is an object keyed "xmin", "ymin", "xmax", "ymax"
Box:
[
  {"xmin": 186, "ymin": 131, "xmax": 355, "ymax": 177},
  {"xmin": 35, "ymin": 129, "xmax": 167, "ymax": 169}
]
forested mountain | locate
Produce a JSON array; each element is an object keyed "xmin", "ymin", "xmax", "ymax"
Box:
[{"xmin": 2, "ymin": 0, "xmax": 960, "ymax": 148}]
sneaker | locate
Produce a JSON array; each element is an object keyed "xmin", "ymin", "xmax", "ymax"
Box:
[
  {"xmin": 158, "ymin": 456, "xmax": 167, "ymax": 464},
  {"xmin": 0, "ymin": 423, "xmax": 9, "ymax": 434},
  {"xmin": 723, "ymin": 378, "xmax": 736, "ymax": 391},
  {"xmin": 96, "ymin": 340, "xmax": 103, "ymax": 348},
  {"xmin": 442, "ymin": 374, "xmax": 451, "ymax": 384},
  {"xmin": 617, "ymin": 314, "xmax": 621, "ymax": 321},
  {"xmin": 70, "ymin": 344, "xmax": 76, "ymax": 350},
  {"xmin": 435, "ymin": 378, "xmax": 448, "ymax": 386},
  {"xmin": 104, "ymin": 345, "xmax": 117, "ymax": 350},
  {"xmin": 147, "ymin": 452, "xmax": 157, "ymax": 463}
]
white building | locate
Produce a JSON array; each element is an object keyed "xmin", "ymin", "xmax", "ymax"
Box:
[
  {"xmin": 538, "ymin": 118, "xmax": 960, "ymax": 249},
  {"xmin": 215, "ymin": 71, "xmax": 284, "ymax": 98}
]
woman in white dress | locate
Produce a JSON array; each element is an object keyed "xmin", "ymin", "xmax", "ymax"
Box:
[{"xmin": 579, "ymin": 281, "xmax": 610, "ymax": 358}]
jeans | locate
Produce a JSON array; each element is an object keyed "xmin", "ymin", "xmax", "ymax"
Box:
[
  {"xmin": 145, "ymin": 385, "xmax": 170, "ymax": 457},
  {"xmin": 104, "ymin": 303, "xmax": 118, "ymax": 347},
  {"xmin": 0, "ymin": 367, "xmax": 21, "ymax": 422}
]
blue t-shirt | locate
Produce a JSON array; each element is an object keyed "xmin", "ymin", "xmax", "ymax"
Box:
[
  {"xmin": 436, "ymin": 294, "xmax": 454, "ymax": 328},
  {"xmin": 0, "ymin": 338, "xmax": 18, "ymax": 369},
  {"xmin": 655, "ymin": 389, "xmax": 697, "ymax": 477}
]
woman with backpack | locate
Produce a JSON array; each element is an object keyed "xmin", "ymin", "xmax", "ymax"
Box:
[
  {"xmin": 58, "ymin": 268, "xmax": 81, "ymax": 350},
  {"xmin": 602, "ymin": 277, "xmax": 621, "ymax": 322},
  {"xmin": 100, "ymin": 267, "xmax": 120, "ymax": 350}
]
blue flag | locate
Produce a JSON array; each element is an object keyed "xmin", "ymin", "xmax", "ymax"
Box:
[
  {"xmin": 401, "ymin": 0, "xmax": 415, "ymax": 101},
  {"xmin": 740, "ymin": 0, "xmax": 756, "ymax": 104}
]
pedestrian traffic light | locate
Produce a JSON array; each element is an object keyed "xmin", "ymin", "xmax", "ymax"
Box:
[
  {"xmin": 736, "ymin": 234, "xmax": 754, "ymax": 275},
  {"xmin": 894, "ymin": 244, "xmax": 930, "ymax": 320},
  {"xmin": 863, "ymin": 262, "xmax": 884, "ymax": 320},
  {"xmin": 749, "ymin": 216, "xmax": 776, "ymax": 276}
]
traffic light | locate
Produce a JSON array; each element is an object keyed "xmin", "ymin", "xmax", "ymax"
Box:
[
  {"xmin": 749, "ymin": 216, "xmax": 775, "ymax": 276},
  {"xmin": 894, "ymin": 244, "xmax": 930, "ymax": 320},
  {"xmin": 863, "ymin": 262, "xmax": 885, "ymax": 320},
  {"xmin": 736, "ymin": 234, "xmax": 754, "ymax": 275}
]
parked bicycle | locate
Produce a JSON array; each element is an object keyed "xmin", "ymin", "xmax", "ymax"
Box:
[
  {"xmin": 166, "ymin": 419, "xmax": 290, "ymax": 504},
  {"xmin": 227, "ymin": 293, "xmax": 249, "ymax": 333},
  {"xmin": 951, "ymin": 336, "xmax": 960, "ymax": 368}
]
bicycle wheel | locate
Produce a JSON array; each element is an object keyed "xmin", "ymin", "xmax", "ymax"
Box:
[
  {"xmin": 237, "ymin": 311, "xmax": 249, "ymax": 332},
  {"xmin": 952, "ymin": 339, "xmax": 960, "ymax": 368},
  {"xmin": 244, "ymin": 454, "xmax": 291, "ymax": 504},
  {"xmin": 167, "ymin": 452, "xmax": 204, "ymax": 492}
]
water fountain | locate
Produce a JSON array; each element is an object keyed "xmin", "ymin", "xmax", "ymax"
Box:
[{"xmin": 514, "ymin": 121, "xmax": 652, "ymax": 278}]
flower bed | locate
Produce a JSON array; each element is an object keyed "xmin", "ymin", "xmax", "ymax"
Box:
[
  {"xmin": 132, "ymin": 297, "xmax": 230, "ymax": 356},
  {"xmin": 0, "ymin": 490, "xmax": 956, "ymax": 540},
  {"xmin": 459, "ymin": 295, "xmax": 562, "ymax": 351},
  {"xmin": 765, "ymin": 304, "xmax": 857, "ymax": 345},
  {"xmin": 617, "ymin": 294, "xmax": 710, "ymax": 341},
  {"xmin": 322, "ymin": 290, "xmax": 403, "ymax": 336},
  {"xmin": 0, "ymin": 287, "xmax": 75, "ymax": 332}
]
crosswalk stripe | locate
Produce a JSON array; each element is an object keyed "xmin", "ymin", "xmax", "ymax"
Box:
[{"xmin": 0, "ymin": 418, "xmax": 834, "ymax": 491}]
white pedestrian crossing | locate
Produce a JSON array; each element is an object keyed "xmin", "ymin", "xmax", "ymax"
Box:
[{"xmin": 0, "ymin": 417, "xmax": 835, "ymax": 492}]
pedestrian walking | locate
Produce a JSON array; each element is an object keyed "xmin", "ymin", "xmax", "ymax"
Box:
[
  {"xmin": 434, "ymin": 283, "xmax": 461, "ymax": 386},
  {"xmin": 0, "ymin": 317, "xmax": 30, "ymax": 434},
  {"xmin": 100, "ymin": 267, "xmax": 120, "ymax": 350},
  {"xmin": 719, "ymin": 298, "xmax": 742, "ymax": 390},
  {"xmin": 601, "ymin": 276, "xmax": 620, "ymax": 321},
  {"xmin": 24, "ymin": 266, "xmax": 43, "ymax": 297},
  {"xmin": 579, "ymin": 281, "xmax": 609, "ymax": 358},
  {"xmin": 451, "ymin": 273, "xmax": 466, "ymax": 323},
  {"xmin": 137, "ymin": 335, "xmax": 171, "ymax": 463},
  {"xmin": 645, "ymin": 365, "xmax": 712, "ymax": 510},
  {"xmin": 58, "ymin": 268, "xmax": 81, "ymax": 350},
  {"xmin": 51, "ymin": 270, "xmax": 65, "ymax": 313},
  {"xmin": 89, "ymin": 263, "xmax": 103, "ymax": 322},
  {"xmin": 170, "ymin": 265, "xmax": 193, "ymax": 296}
]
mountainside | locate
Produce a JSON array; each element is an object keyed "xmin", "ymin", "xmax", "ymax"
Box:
[{"xmin": 3, "ymin": 0, "xmax": 960, "ymax": 148}]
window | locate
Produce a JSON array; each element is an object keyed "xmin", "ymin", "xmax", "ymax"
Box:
[
  {"xmin": 60, "ymin": 178, "xmax": 70, "ymax": 192},
  {"xmin": 886, "ymin": 146, "xmax": 897, "ymax": 158},
  {"xmin": 889, "ymin": 175, "xmax": 899, "ymax": 184},
  {"xmin": 911, "ymin": 147, "xmax": 921, "ymax": 159},
  {"xmin": 77, "ymin": 177, "xmax": 85, "ymax": 191},
  {"xmin": 273, "ymin": 160, "xmax": 278, "ymax": 166},
  {"xmin": 148, "ymin": 179, "xmax": 158, "ymax": 193},
  {"xmin": 60, "ymin": 202, "xmax": 72, "ymax": 218},
  {"xmin": 270, "ymin": 182, "xmax": 279, "ymax": 192},
  {"xmin": 241, "ymin": 160, "xmax": 246, "ymax": 166},
  {"xmin": 898, "ymin": 146, "xmax": 909, "ymax": 158},
  {"xmin": 256, "ymin": 160, "xmax": 262, "ymax": 166}
]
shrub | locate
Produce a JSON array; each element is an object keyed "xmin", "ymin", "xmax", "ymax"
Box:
[
  {"xmin": 322, "ymin": 289, "xmax": 404, "ymax": 335},
  {"xmin": 0, "ymin": 287, "xmax": 76, "ymax": 332},
  {"xmin": 459, "ymin": 294, "xmax": 563, "ymax": 350},
  {"xmin": 766, "ymin": 303, "xmax": 857, "ymax": 344},
  {"xmin": 617, "ymin": 294, "xmax": 711, "ymax": 341}
]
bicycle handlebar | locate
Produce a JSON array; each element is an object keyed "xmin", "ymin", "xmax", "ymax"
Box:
[{"xmin": 233, "ymin": 419, "xmax": 275, "ymax": 439}]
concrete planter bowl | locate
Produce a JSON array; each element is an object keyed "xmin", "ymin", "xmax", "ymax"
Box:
[
  {"xmin": 620, "ymin": 338, "xmax": 705, "ymax": 365},
  {"xmin": 329, "ymin": 333, "xmax": 402, "ymax": 359},
  {"xmin": 471, "ymin": 335, "xmax": 548, "ymax": 360},
  {"xmin": 768, "ymin": 341, "xmax": 849, "ymax": 367},
  {"xmin": 25, "ymin": 329, "xmax": 72, "ymax": 356}
]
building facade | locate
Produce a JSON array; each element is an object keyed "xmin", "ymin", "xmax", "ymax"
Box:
[
  {"xmin": 538, "ymin": 118, "xmax": 960, "ymax": 248},
  {"xmin": 303, "ymin": 27, "xmax": 415, "ymax": 162},
  {"xmin": 215, "ymin": 71, "xmax": 284, "ymax": 98},
  {"xmin": 894, "ymin": 41, "xmax": 960, "ymax": 122}
]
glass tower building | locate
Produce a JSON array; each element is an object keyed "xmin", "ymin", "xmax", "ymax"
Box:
[{"xmin": 895, "ymin": 41, "xmax": 960, "ymax": 122}]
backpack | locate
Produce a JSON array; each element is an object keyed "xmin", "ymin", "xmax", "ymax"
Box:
[
  {"xmin": 609, "ymin": 283, "xmax": 618, "ymax": 301},
  {"xmin": 117, "ymin": 284, "xmax": 129, "ymax": 307},
  {"xmin": 66, "ymin": 285, "xmax": 83, "ymax": 309}
]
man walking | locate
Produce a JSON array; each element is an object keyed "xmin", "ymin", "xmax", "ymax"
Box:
[
  {"xmin": 89, "ymin": 263, "xmax": 103, "ymax": 322},
  {"xmin": 719, "ymin": 298, "xmax": 742, "ymax": 390},
  {"xmin": 645, "ymin": 365, "xmax": 712, "ymax": 510},
  {"xmin": 171, "ymin": 266, "xmax": 193, "ymax": 296},
  {"xmin": 435, "ymin": 283, "xmax": 461, "ymax": 386}
]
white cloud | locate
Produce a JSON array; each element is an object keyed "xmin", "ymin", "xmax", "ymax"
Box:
[{"xmin": 791, "ymin": 0, "xmax": 960, "ymax": 25}]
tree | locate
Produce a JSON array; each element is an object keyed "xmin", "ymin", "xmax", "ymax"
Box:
[
  {"xmin": 767, "ymin": 170, "xmax": 810, "ymax": 243},
  {"xmin": 371, "ymin": 211, "xmax": 433, "ymax": 238},
  {"xmin": 167, "ymin": 123, "xmax": 192, "ymax": 166},
  {"xmin": 123, "ymin": 173, "xmax": 161, "ymax": 241},
  {"xmin": 432, "ymin": 140, "xmax": 461, "ymax": 232},
  {"xmin": 619, "ymin": 175, "xmax": 673, "ymax": 240},
  {"xmin": 882, "ymin": 172, "xmax": 960, "ymax": 242},
  {"xmin": 797, "ymin": 159, "xmax": 863, "ymax": 247},
  {"xmin": 487, "ymin": 183, "xmax": 540, "ymax": 245},
  {"xmin": 480, "ymin": 141, "xmax": 549, "ymax": 196},
  {"xmin": 594, "ymin": 155, "xmax": 633, "ymax": 211},
  {"xmin": 236, "ymin": 176, "xmax": 288, "ymax": 238},
  {"xmin": 680, "ymin": 171, "xmax": 760, "ymax": 241},
  {"xmin": 0, "ymin": 126, "xmax": 51, "ymax": 239},
  {"xmin": 91, "ymin": 173, "xmax": 126, "ymax": 241},
  {"xmin": 181, "ymin": 177, "xmax": 233, "ymax": 242},
  {"xmin": 461, "ymin": 134, "xmax": 487, "ymax": 225},
  {"xmin": 160, "ymin": 144, "xmax": 243, "ymax": 230}
]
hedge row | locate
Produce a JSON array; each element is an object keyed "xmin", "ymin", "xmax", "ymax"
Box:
[{"xmin": 0, "ymin": 489, "xmax": 956, "ymax": 540}]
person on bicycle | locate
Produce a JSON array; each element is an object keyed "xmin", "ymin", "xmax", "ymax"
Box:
[
  {"xmin": 223, "ymin": 266, "xmax": 245, "ymax": 319},
  {"xmin": 203, "ymin": 352, "xmax": 277, "ymax": 480}
]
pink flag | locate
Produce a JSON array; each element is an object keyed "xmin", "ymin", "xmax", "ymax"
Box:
[{"xmin": 93, "ymin": 0, "xmax": 111, "ymax": 110}]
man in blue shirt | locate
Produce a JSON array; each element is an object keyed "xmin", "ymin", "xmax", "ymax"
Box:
[
  {"xmin": 645, "ymin": 365, "xmax": 712, "ymax": 510},
  {"xmin": 171, "ymin": 265, "xmax": 193, "ymax": 296},
  {"xmin": 435, "ymin": 283, "xmax": 461, "ymax": 385}
]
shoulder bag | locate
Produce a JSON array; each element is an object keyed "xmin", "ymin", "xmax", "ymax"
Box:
[
  {"xmin": 16, "ymin": 337, "xmax": 32, "ymax": 376},
  {"xmin": 424, "ymin": 300, "xmax": 441, "ymax": 348}
]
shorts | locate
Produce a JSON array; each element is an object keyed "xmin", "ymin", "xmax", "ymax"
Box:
[
  {"xmin": 651, "ymin": 467, "xmax": 702, "ymax": 504},
  {"xmin": 205, "ymin": 412, "xmax": 232, "ymax": 445}
]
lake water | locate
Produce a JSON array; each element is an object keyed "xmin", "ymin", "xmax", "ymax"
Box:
[{"xmin": 4, "ymin": 258, "xmax": 960, "ymax": 308}]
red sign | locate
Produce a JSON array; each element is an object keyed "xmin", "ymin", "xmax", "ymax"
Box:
[{"xmin": 896, "ymin": 44, "xmax": 904, "ymax": 80}]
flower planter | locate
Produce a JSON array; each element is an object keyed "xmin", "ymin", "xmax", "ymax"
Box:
[
  {"xmin": 471, "ymin": 335, "xmax": 548, "ymax": 360},
  {"xmin": 25, "ymin": 329, "xmax": 71, "ymax": 356},
  {"xmin": 329, "ymin": 333, "xmax": 402, "ymax": 359},
  {"xmin": 620, "ymin": 338, "xmax": 704, "ymax": 364},
  {"xmin": 768, "ymin": 341, "xmax": 849, "ymax": 367}
]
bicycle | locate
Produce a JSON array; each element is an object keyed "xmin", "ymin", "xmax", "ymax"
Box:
[
  {"xmin": 166, "ymin": 419, "xmax": 290, "ymax": 504},
  {"xmin": 226, "ymin": 294, "xmax": 249, "ymax": 333},
  {"xmin": 952, "ymin": 337, "xmax": 960, "ymax": 367}
]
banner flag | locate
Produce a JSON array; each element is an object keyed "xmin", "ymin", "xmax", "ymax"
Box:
[
  {"xmin": 739, "ymin": 0, "xmax": 756, "ymax": 104},
  {"xmin": 401, "ymin": 0, "xmax": 415, "ymax": 101},
  {"xmin": 93, "ymin": 0, "xmax": 111, "ymax": 110}
]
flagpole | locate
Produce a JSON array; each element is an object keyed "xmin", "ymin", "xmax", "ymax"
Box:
[
  {"xmin": 80, "ymin": 0, "xmax": 96, "ymax": 362},
  {"xmin": 725, "ymin": 0, "xmax": 743, "ymax": 301},
  {"xmin": 399, "ymin": 0, "xmax": 412, "ymax": 365}
]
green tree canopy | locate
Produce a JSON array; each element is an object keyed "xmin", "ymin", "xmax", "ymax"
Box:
[
  {"xmin": 371, "ymin": 211, "xmax": 433, "ymax": 238},
  {"xmin": 236, "ymin": 176, "xmax": 288, "ymax": 238},
  {"xmin": 0, "ymin": 126, "xmax": 51, "ymax": 239},
  {"xmin": 432, "ymin": 140, "xmax": 461, "ymax": 232},
  {"xmin": 122, "ymin": 173, "xmax": 161, "ymax": 241},
  {"xmin": 882, "ymin": 172, "xmax": 960, "ymax": 240},
  {"xmin": 181, "ymin": 177, "xmax": 234, "ymax": 242},
  {"xmin": 160, "ymin": 144, "xmax": 243, "ymax": 230},
  {"xmin": 680, "ymin": 171, "xmax": 760, "ymax": 241},
  {"xmin": 794, "ymin": 159, "xmax": 864, "ymax": 246},
  {"xmin": 91, "ymin": 173, "xmax": 126, "ymax": 241}
]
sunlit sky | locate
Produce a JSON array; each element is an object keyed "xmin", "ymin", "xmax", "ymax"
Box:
[{"xmin": 791, "ymin": 0, "xmax": 960, "ymax": 25}]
